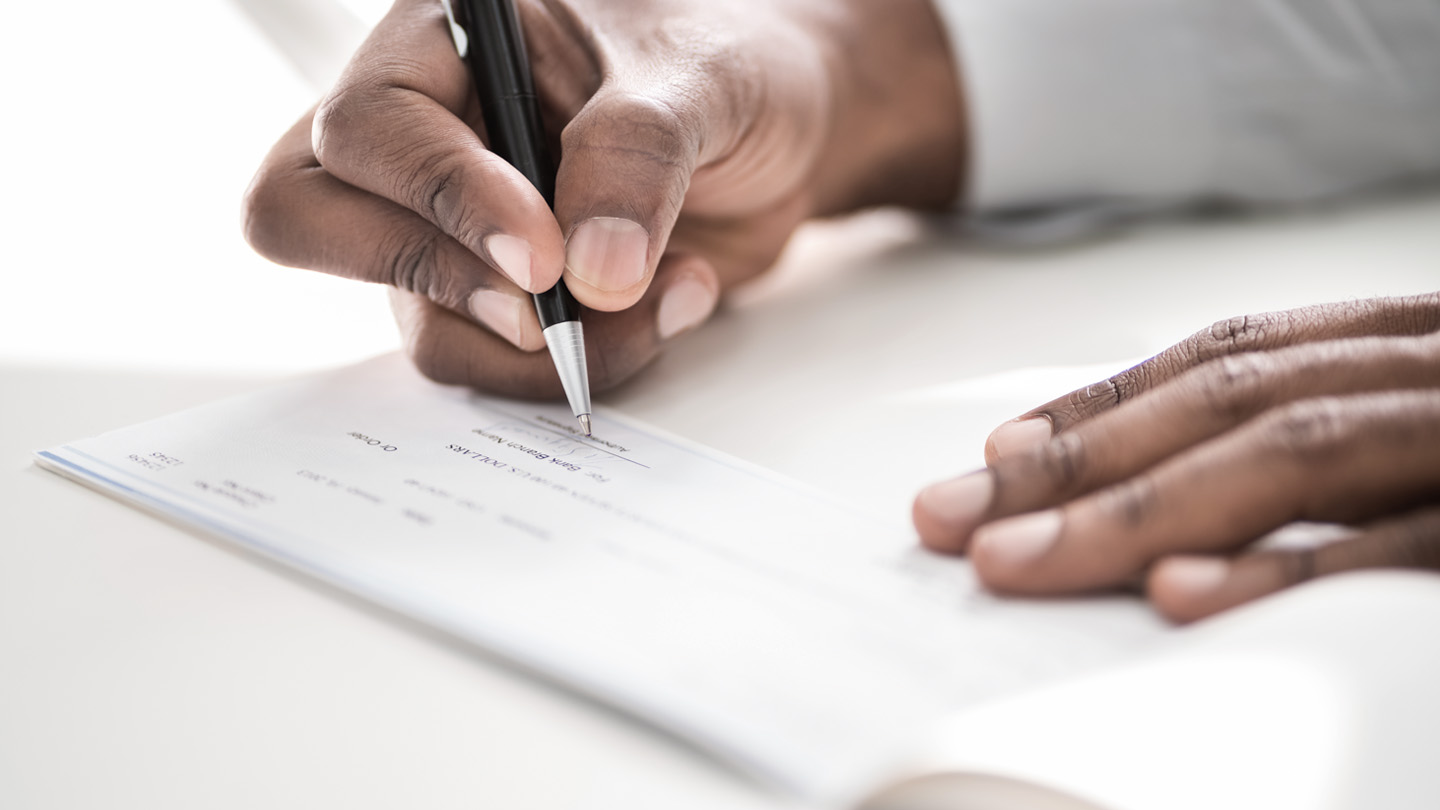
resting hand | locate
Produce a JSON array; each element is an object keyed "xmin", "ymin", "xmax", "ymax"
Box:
[
  {"xmin": 243, "ymin": 0, "xmax": 962, "ymax": 397},
  {"xmin": 914, "ymin": 294, "xmax": 1440, "ymax": 622}
]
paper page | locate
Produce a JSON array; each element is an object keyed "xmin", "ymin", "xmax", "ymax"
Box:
[
  {"xmin": 863, "ymin": 570, "xmax": 1440, "ymax": 810},
  {"xmin": 37, "ymin": 354, "xmax": 1167, "ymax": 802}
]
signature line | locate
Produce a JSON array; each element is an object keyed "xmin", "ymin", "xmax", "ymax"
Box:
[{"xmin": 482, "ymin": 409, "xmax": 652, "ymax": 469}]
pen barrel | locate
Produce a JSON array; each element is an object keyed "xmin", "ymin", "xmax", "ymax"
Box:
[
  {"xmin": 532, "ymin": 284, "xmax": 579, "ymax": 326},
  {"xmin": 458, "ymin": 0, "xmax": 557, "ymax": 207},
  {"xmin": 459, "ymin": 0, "xmax": 576, "ymax": 328}
]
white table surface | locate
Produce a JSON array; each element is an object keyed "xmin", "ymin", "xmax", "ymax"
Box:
[{"xmin": 3, "ymin": 2, "xmax": 1438, "ymax": 808}]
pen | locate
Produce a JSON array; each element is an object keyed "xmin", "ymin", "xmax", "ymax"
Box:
[{"xmin": 444, "ymin": 0, "xmax": 593, "ymax": 436}]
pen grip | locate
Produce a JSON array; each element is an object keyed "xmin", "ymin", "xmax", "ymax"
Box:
[
  {"xmin": 458, "ymin": 0, "xmax": 557, "ymax": 207},
  {"xmin": 533, "ymin": 283, "xmax": 579, "ymax": 326}
]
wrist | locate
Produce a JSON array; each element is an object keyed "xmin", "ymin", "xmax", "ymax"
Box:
[{"xmin": 799, "ymin": 0, "xmax": 967, "ymax": 216}]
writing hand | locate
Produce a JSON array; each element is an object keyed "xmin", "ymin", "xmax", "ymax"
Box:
[
  {"xmin": 914, "ymin": 294, "xmax": 1440, "ymax": 621},
  {"xmin": 243, "ymin": 0, "xmax": 963, "ymax": 397}
]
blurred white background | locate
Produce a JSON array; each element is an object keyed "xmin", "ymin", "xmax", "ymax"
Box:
[{"xmin": 0, "ymin": 0, "xmax": 394, "ymax": 375}]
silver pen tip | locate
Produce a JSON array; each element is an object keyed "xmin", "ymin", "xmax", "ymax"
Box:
[{"xmin": 578, "ymin": 414, "xmax": 592, "ymax": 436}]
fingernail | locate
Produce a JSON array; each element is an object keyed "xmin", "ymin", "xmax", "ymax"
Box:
[
  {"xmin": 917, "ymin": 472, "xmax": 993, "ymax": 533},
  {"xmin": 484, "ymin": 234, "xmax": 535, "ymax": 291},
  {"xmin": 986, "ymin": 417, "xmax": 1053, "ymax": 461},
  {"xmin": 468, "ymin": 288, "xmax": 527, "ymax": 348},
  {"xmin": 567, "ymin": 217, "xmax": 649, "ymax": 293},
  {"xmin": 657, "ymin": 276, "xmax": 717, "ymax": 339},
  {"xmin": 973, "ymin": 510, "xmax": 1062, "ymax": 571},
  {"xmin": 1158, "ymin": 556, "xmax": 1230, "ymax": 598}
]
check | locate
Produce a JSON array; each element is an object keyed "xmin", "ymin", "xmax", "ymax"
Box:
[{"xmin": 37, "ymin": 354, "xmax": 1164, "ymax": 802}]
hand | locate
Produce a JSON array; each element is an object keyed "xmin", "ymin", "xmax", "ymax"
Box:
[
  {"xmin": 914, "ymin": 293, "xmax": 1440, "ymax": 622},
  {"xmin": 243, "ymin": 0, "xmax": 963, "ymax": 397}
]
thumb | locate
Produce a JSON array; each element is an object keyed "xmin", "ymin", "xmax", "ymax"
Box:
[{"xmin": 554, "ymin": 77, "xmax": 739, "ymax": 312}]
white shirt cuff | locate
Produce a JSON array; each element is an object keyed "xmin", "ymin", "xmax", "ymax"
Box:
[{"xmin": 933, "ymin": 0, "xmax": 1212, "ymax": 213}]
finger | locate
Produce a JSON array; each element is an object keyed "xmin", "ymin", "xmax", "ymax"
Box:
[
  {"xmin": 969, "ymin": 392, "xmax": 1440, "ymax": 595},
  {"xmin": 244, "ymin": 110, "xmax": 545, "ymax": 351},
  {"xmin": 984, "ymin": 293, "xmax": 1440, "ymax": 462},
  {"xmin": 1150, "ymin": 506, "xmax": 1440, "ymax": 622},
  {"xmin": 665, "ymin": 190, "xmax": 814, "ymax": 289},
  {"xmin": 310, "ymin": 0, "xmax": 565, "ymax": 293},
  {"xmin": 394, "ymin": 253, "xmax": 720, "ymax": 398},
  {"xmin": 919, "ymin": 332, "xmax": 1440, "ymax": 551},
  {"xmin": 554, "ymin": 55, "xmax": 757, "ymax": 311}
]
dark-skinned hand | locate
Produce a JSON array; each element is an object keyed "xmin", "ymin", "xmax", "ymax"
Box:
[
  {"xmin": 243, "ymin": 0, "xmax": 962, "ymax": 397},
  {"xmin": 915, "ymin": 293, "xmax": 1440, "ymax": 622}
]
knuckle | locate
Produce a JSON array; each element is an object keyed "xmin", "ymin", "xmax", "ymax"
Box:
[
  {"xmin": 1067, "ymin": 365, "xmax": 1146, "ymax": 417},
  {"xmin": 408, "ymin": 156, "xmax": 470, "ymax": 236},
  {"xmin": 1208, "ymin": 314, "xmax": 1253, "ymax": 351},
  {"xmin": 563, "ymin": 90, "xmax": 698, "ymax": 170},
  {"xmin": 1194, "ymin": 353, "xmax": 1274, "ymax": 423},
  {"xmin": 1037, "ymin": 431, "xmax": 1090, "ymax": 495},
  {"xmin": 1261, "ymin": 398, "xmax": 1355, "ymax": 465},
  {"xmin": 1066, "ymin": 379, "xmax": 1117, "ymax": 415},
  {"xmin": 314, "ymin": 74, "xmax": 479, "ymax": 239},
  {"xmin": 1094, "ymin": 476, "xmax": 1161, "ymax": 530},
  {"xmin": 380, "ymin": 229, "xmax": 445, "ymax": 300},
  {"xmin": 1065, "ymin": 379, "xmax": 1115, "ymax": 419},
  {"xmin": 1187, "ymin": 311, "xmax": 1283, "ymax": 364},
  {"xmin": 311, "ymin": 87, "xmax": 366, "ymax": 168},
  {"xmin": 1108, "ymin": 366, "xmax": 1148, "ymax": 407},
  {"xmin": 312, "ymin": 53, "xmax": 427, "ymax": 164}
]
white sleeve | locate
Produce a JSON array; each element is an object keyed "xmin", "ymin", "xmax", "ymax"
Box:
[{"xmin": 932, "ymin": 0, "xmax": 1440, "ymax": 217}]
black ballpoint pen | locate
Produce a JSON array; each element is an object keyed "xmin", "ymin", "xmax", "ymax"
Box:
[{"xmin": 444, "ymin": 0, "xmax": 593, "ymax": 436}]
